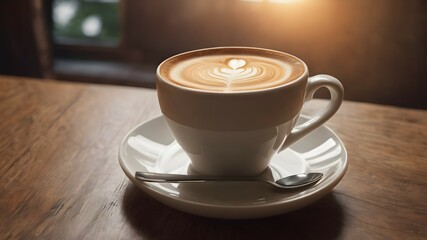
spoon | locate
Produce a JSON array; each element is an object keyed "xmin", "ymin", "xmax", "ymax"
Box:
[{"xmin": 135, "ymin": 172, "xmax": 323, "ymax": 189}]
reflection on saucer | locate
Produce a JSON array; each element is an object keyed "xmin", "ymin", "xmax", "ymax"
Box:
[
  {"xmin": 178, "ymin": 165, "xmax": 276, "ymax": 205},
  {"xmin": 295, "ymin": 138, "xmax": 343, "ymax": 179}
]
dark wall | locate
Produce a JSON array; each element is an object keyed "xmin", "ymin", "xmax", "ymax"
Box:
[
  {"xmin": 1, "ymin": 0, "xmax": 425, "ymax": 108},
  {"xmin": 0, "ymin": 1, "xmax": 43, "ymax": 78},
  {"xmin": 125, "ymin": 0, "xmax": 427, "ymax": 109}
]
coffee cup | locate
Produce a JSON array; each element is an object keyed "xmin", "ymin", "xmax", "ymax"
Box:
[{"xmin": 156, "ymin": 47, "xmax": 343, "ymax": 177}]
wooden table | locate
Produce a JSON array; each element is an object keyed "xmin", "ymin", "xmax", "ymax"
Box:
[{"xmin": 0, "ymin": 75, "xmax": 426, "ymax": 240}]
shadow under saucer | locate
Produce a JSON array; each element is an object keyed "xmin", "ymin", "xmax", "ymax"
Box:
[{"xmin": 122, "ymin": 183, "xmax": 345, "ymax": 240}]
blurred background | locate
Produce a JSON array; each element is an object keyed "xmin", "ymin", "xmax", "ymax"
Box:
[{"xmin": 0, "ymin": 0, "xmax": 426, "ymax": 109}]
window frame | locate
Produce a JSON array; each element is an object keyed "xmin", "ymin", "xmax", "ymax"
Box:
[{"xmin": 48, "ymin": 0, "xmax": 128, "ymax": 62}]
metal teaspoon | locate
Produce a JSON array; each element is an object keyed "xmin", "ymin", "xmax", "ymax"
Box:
[{"xmin": 135, "ymin": 172, "xmax": 323, "ymax": 189}]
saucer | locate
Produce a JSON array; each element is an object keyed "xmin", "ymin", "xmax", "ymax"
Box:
[{"xmin": 119, "ymin": 115, "xmax": 347, "ymax": 219}]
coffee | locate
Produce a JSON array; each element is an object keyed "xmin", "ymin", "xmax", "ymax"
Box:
[{"xmin": 160, "ymin": 49, "xmax": 305, "ymax": 92}]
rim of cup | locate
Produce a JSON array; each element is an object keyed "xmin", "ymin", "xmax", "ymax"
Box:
[{"xmin": 156, "ymin": 46, "xmax": 309, "ymax": 95}]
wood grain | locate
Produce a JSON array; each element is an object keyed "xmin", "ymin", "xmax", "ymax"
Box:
[{"xmin": 0, "ymin": 75, "xmax": 426, "ymax": 239}]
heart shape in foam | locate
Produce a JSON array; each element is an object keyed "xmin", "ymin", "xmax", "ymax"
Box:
[{"xmin": 228, "ymin": 59, "xmax": 246, "ymax": 70}]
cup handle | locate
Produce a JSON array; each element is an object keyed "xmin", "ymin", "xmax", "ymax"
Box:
[{"xmin": 279, "ymin": 74, "xmax": 344, "ymax": 151}]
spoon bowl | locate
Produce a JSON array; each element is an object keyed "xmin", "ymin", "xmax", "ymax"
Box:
[{"xmin": 135, "ymin": 172, "xmax": 323, "ymax": 189}]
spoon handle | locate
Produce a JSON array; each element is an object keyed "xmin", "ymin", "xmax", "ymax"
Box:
[
  {"xmin": 135, "ymin": 171, "xmax": 251, "ymax": 182},
  {"xmin": 135, "ymin": 171, "xmax": 323, "ymax": 189}
]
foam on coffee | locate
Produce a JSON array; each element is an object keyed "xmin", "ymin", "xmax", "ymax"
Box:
[{"xmin": 162, "ymin": 52, "xmax": 305, "ymax": 92}]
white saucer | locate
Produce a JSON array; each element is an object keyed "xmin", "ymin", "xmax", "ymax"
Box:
[{"xmin": 119, "ymin": 115, "xmax": 347, "ymax": 219}]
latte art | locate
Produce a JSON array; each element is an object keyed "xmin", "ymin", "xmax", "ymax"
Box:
[
  {"xmin": 212, "ymin": 59, "xmax": 257, "ymax": 82},
  {"xmin": 209, "ymin": 58, "xmax": 282, "ymax": 87},
  {"xmin": 163, "ymin": 53, "xmax": 305, "ymax": 92}
]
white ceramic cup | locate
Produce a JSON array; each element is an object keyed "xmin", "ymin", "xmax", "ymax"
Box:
[{"xmin": 157, "ymin": 47, "xmax": 344, "ymax": 177}]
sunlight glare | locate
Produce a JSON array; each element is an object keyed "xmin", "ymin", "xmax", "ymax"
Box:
[
  {"xmin": 269, "ymin": 0, "xmax": 300, "ymax": 4},
  {"xmin": 241, "ymin": 0, "xmax": 301, "ymax": 4},
  {"xmin": 53, "ymin": 1, "xmax": 78, "ymax": 27},
  {"xmin": 82, "ymin": 15, "xmax": 102, "ymax": 37}
]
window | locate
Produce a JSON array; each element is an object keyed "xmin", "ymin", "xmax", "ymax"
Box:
[
  {"xmin": 53, "ymin": 0, "xmax": 121, "ymax": 46},
  {"xmin": 50, "ymin": 0, "xmax": 157, "ymax": 88}
]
